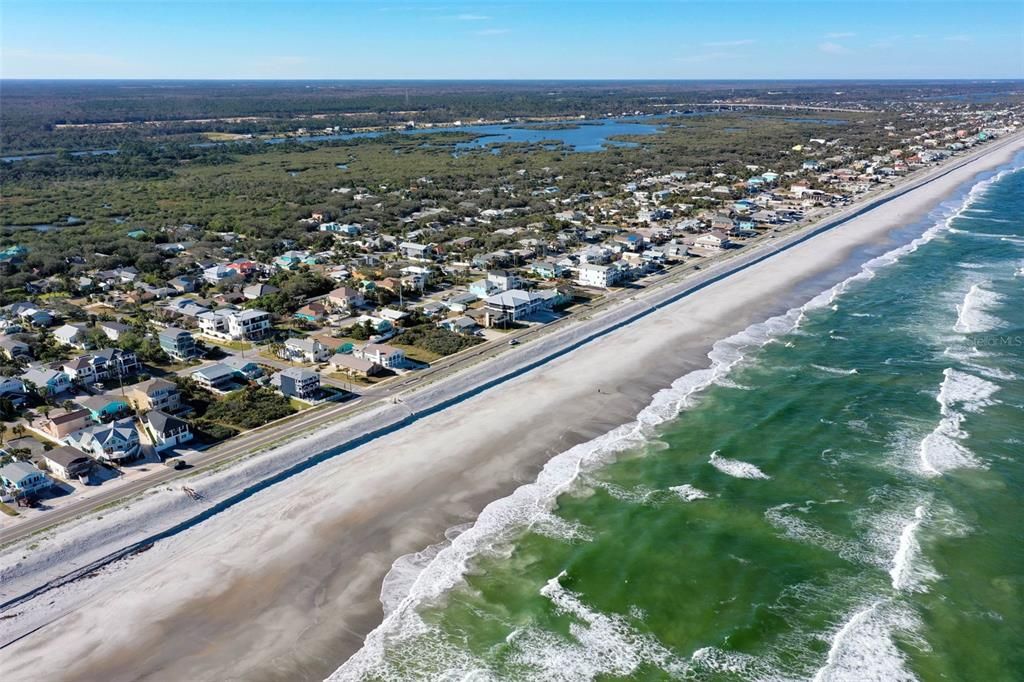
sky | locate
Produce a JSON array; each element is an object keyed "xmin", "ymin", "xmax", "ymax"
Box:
[{"xmin": 1, "ymin": 0, "xmax": 1022, "ymax": 80}]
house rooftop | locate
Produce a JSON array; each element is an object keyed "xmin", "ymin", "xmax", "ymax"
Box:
[
  {"xmin": 0, "ymin": 460, "xmax": 39, "ymax": 482},
  {"xmin": 44, "ymin": 445, "xmax": 92, "ymax": 469},
  {"xmin": 146, "ymin": 409, "xmax": 187, "ymax": 434}
]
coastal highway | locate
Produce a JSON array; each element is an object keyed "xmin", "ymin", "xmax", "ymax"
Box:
[{"xmin": 2, "ymin": 129, "xmax": 1021, "ymax": 551}]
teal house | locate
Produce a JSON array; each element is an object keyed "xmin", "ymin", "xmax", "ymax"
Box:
[{"xmin": 79, "ymin": 395, "xmax": 131, "ymax": 423}]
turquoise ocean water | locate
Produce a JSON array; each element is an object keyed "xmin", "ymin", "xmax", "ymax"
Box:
[{"xmin": 335, "ymin": 160, "xmax": 1024, "ymax": 681}]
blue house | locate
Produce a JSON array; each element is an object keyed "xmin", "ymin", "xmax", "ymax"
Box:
[
  {"xmin": 0, "ymin": 461, "xmax": 50, "ymax": 497},
  {"xmin": 79, "ymin": 395, "xmax": 130, "ymax": 423}
]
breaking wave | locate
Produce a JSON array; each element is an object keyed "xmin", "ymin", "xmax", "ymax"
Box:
[
  {"xmin": 918, "ymin": 368, "xmax": 999, "ymax": 476},
  {"xmin": 953, "ymin": 283, "xmax": 1004, "ymax": 334},
  {"xmin": 709, "ymin": 452, "xmax": 771, "ymax": 480}
]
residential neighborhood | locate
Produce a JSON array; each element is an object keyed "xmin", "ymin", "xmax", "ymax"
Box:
[{"xmin": 0, "ymin": 98, "xmax": 1019, "ymax": 515}]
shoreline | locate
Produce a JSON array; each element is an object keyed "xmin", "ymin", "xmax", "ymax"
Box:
[{"xmin": 0, "ymin": 135, "xmax": 1022, "ymax": 681}]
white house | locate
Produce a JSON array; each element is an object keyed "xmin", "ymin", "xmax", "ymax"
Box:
[
  {"xmin": 65, "ymin": 418, "xmax": 141, "ymax": 464},
  {"xmin": 694, "ymin": 230, "xmax": 731, "ymax": 251},
  {"xmin": 353, "ymin": 343, "xmax": 406, "ymax": 369},
  {"xmin": 198, "ymin": 309, "xmax": 272, "ymax": 341},
  {"xmin": 53, "ymin": 323, "xmax": 91, "ymax": 349},
  {"xmin": 576, "ymin": 263, "xmax": 620, "ymax": 289},
  {"xmin": 484, "ymin": 289, "xmax": 552, "ymax": 322},
  {"xmin": 280, "ymin": 337, "xmax": 330, "ymax": 364},
  {"xmin": 486, "ymin": 270, "xmax": 522, "ymax": 292},
  {"xmin": 145, "ymin": 410, "xmax": 193, "ymax": 451}
]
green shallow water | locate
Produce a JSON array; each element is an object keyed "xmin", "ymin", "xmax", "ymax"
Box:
[{"xmin": 337, "ymin": 162, "xmax": 1024, "ymax": 681}]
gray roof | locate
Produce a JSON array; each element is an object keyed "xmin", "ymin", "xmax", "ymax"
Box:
[
  {"xmin": 280, "ymin": 367, "xmax": 318, "ymax": 380},
  {"xmin": 0, "ymin": 460, "xmax": 41, "ymax": 482},
  {"xmin": 193, "ymin": 363, "xmax": 237, "ymax": 382},
  {"xmin": 44, "ymin": 446, "xmax": 92, "ymax": 468},
  {"xmin": 159, "ymin": 326, "xmax": 192, "ymax": 340},
  {"xmin": 146, "ymin": 410, "xmax": 188, "ymax": 435}
]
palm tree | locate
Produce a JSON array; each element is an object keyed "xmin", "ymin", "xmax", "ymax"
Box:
[
  {"xmin": 0, "ymin": 424, "xmax": 8, "ymax": 445},
  {"xmin": 12, "ymin": 424, "xmax": 25, "ymax": 440}
]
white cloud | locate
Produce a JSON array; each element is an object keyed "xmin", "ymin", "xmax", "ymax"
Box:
[
  {"xmin": 455, "ymin": 13, "xmax": 490, "ymax": 20},
  {"xmin": 677, "ymin": 51, "xmax": 731, "ymax": 64},
  {"xmin": 825, "ymin": 32, "xmax": 856, "ymax": 39},
  {"xmin": 818, "ymin": 42, "xmax": 850, "ymax": 55},
  {"xmin": 703, "ymin": 39, "xmax": 755, "ymax": 47}
]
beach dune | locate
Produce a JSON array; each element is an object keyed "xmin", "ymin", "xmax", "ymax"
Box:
[{"xmin": 1, "ymin": 135, "xmax": 1021, "ymax": 682}]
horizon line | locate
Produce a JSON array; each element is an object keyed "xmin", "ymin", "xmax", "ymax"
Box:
[{"xmin": 2, "ymin": 76, "xmax": 1023, "ymax": 83}]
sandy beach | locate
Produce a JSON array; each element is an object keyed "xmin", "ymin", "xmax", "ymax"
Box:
[{"xmin": 1, "ymin": 134, "xmax": 1022, "ymax": 682}]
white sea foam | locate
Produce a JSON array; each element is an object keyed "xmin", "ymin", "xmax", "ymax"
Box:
[
  {"xmin": 812, "ymin": 364, "xmax": 859, "ymax": 376},
  {"xmin": 889, "ymin": 506, "xmax": 936, "ymax": 593},
  {"xmin": 953, "ymin": 283, "xmax": 1004, "ymax": 333},
  {"xmin": 511, "ymin": 571, "xmax": 688, "ymax": 678},
  {"xmin": 918, "ymin": 368, "xmax": 999, "ymax": 476},
  {"xmin": 943, "ymin": 344, "xmax": 1018, "ymax": 381},
  {"xmin": 813, "ymin": 600, "xmax": 921, "ymax": 682},
  {"xmin": 669, "ymin": 484, "xmax": 710, "ymax": 501},
  {"xmin": 330, "ymin": 166, "xmax": 1018, "ymax": 681},
  {"xmin": 953, "ymin": 215, "xmax": 1013, "ymax": 223},
  {"xmin": 709, "ymin": 452, "xmax": 771, "ymax": 480},
  {"xmin": 586, "ymin": 478, "xmax": 658, "ymax": 505},
  {"xmin": 765, "ymin": 504, "xmax": 864, "ymax": 563}
]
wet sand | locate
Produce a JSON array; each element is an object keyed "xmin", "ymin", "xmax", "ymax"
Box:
[{"xmin": 2, "ymin": 134, "xmax": 1022, "ymax": 682}]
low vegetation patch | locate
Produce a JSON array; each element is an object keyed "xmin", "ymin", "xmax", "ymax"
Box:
[
  {"xmin": 204, "ymin": 386, "xmax": 296, "ymax": 429},
  {"xmin": 397, "ymin": 325, "xmax": 484, "ymax": 357}
]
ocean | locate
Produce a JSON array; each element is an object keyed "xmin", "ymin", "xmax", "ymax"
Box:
[{"xmin": 334, "ymin": 161, "xmax": 1024, "ymax": 681}]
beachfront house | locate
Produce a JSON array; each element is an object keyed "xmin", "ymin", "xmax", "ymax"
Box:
[
  {"xmin": 694, "ymin": 230, "xmax": 732, "ymax": 251},
  {"xmin": 353, "ymin": 343, "xmax": 406, "ymax": 369},
  {"xmin": 145, "ymin": 410, "xmax": 193, "ymax": 451},
  {"xmin": 576, "ymin": 263, "xmax": 621, "ymax": 289},
  {"xmin": 328, "ymin": 353, "xmax": 383, "ymax": 378},
  {"xmin": 0, "ymin": 461, "xmax": 51, "ymax": 497},
  {"xmin": 43, "ymin": 446, "xmax": 94, "ymax": 481},
  {"xmin": 65, "ymin": 418, "xmax": 141, "ymax": 465},
  {"xmin": 484, "ymin": 289, "xmax": 553, "ymax": 323},
  {"xmin": 271, "ymin": 367, "xmax": 321, "ymax": 400}
]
